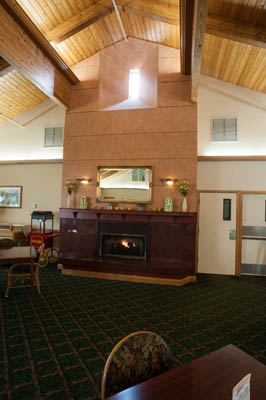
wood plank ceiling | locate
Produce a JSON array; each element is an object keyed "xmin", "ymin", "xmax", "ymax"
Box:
[
  {"xmin": 203, "ymin": 0, "xmax": 266, "ymax": 94},
  {"xmin": 0, "ymin": 69, "xmax": 48, "ymax": 125},
  {"xmin": 16, "ymin": 0, "xmax": 180, "ymax": 66},
  {"xmin": 0, "ymin": 0, "xmax": 266, "ymax": 125}
]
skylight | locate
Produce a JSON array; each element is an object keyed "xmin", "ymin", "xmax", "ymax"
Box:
[{"xmin": 129, "ymin": 69, "xmax": 140, "ymax": 100}]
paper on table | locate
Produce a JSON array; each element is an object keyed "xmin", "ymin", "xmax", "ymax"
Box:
[{"xmin": 232, "ymin": 374, "xmax": 251, "ymax": 400}]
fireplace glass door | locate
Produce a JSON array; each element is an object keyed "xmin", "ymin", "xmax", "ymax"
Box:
[{"xmin": 100, "ymin": 233, "xmax": 146, "ymax": 261}]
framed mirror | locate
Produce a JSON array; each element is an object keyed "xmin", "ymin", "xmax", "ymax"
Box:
[{"xmin": 97, "ymin": 166, "xmax": 152, "ymax": 203}]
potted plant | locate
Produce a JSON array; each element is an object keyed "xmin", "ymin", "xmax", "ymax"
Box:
[
  {"xmin": 65, "ymin": 179, "xmax": 76, "ymax": 208},
  {"xmin": 177, "ymin": 180, "xmax": 190, "ymax": 212}
]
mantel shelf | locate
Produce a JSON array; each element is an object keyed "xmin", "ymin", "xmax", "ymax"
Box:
[{"xmin": 60, "ymin": 208, "xmax": 196, "ymax": 218}]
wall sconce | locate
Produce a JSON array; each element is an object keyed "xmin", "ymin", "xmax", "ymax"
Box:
[
  {"xmin": 76, "ymin": 178, "xmax": 92, "ymax": 185},
  {"xmin": 160, "ymin": 178, "xmax": 177, "ymax": 186}
]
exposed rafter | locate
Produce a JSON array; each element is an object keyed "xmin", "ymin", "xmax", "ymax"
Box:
[
  {"xmin": 191, "ymin": 0, "xmax": 209, "ymax": 102},
  {"xmin": 0, "ymin": 57, "xmax": 14, "ymax": 77},
  {"xmin": 120, "ymin": 0, "xmax": 179, "ymax": 26},
  {"xmin": 44, "ymin": 0, "xmax": 179, "ymax": 45},
  {"xmin": 0, "ymin": 1, "xmax": 76, "ymax": 108},
  {"xmin": 45, "ymin": 1, "xmax": 115, "ymax": 44},
  {"xmin": 1, "ymin": 0, "xmax": 78, "ymax": 85},
  {"xmin": 180, "ymin": 0, "xmax": 195, "ymax": 75},
  {"xmin": 112, "ymin": 0, "xmax": 128, "ymax": 42},
  {"xmin": 206, "ymin": 14, "xmax": 266, "ymax": 49}
]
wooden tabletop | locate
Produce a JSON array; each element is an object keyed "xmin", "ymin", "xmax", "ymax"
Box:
[
  {"xmin": 106, "ymin": 345, "xmax": 266, "ymax": 400},
  {"xmin": 0, "ymin": 246, "xmax": 36, "ymax": 262}
]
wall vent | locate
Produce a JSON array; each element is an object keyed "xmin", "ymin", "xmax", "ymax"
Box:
[
  {"xmin": 212, "ymin": 118, "xmax": 237, "ymax": 142},
  {"xmin": 44, "ymin": 127, "xmax": 63, "ymax": 147}
]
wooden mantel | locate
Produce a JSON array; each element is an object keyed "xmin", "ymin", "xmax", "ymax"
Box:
[
  {"xmin": 60, "ymin": 208, "xmax": 197, "ymax": 286},
  {"xmin": 60, "ymin": 208, "xmax": 196, "ymax": 220}
]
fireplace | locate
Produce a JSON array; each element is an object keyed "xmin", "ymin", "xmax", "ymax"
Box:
[
  {"xmin": 96, "ymin": 220, "xmax": 149, "ymax": 262},
  {"xmin": 100, "ymin": 233, "xmax": 146, "ymax": 261},
  {"xmin": 60, "ymin": 209, "xmax": 197, "ymax": 283}
]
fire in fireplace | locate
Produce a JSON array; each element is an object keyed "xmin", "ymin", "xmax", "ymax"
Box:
[{"xmin": 100, "ymin": 233, "xmax": 146, "ymax": 261}]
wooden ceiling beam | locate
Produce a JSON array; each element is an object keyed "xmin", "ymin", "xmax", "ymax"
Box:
[
  {"xmin": 180, "ymin": 0, "xmax": 195, "ymax": 75},
  {"xmin": 0, "ymin": 0, "xmax": 78, "ymax": 85},
  {"xmin": 206, "ymin": 14, "xmax": 266, "ymax": 49},
  {"xmin": 0, "ymin": 57, "xmax": 14, "ymax": 77},
  {"xmin": 191, "ymin": 0, "xmax": 209, "ymax": 102},
  {"xmin": 0, "ymin": 1, "xmax": 74, "ymax": 108},
  {"xmin": 120, "ymin": 0, "xmax": 179, "ymax": 26},
  {"xmin": 45, "ymin": 1, "xmax": 116, "ymax": 44},
  {"xmin": 45, "ymin": 0, "xmax": 179, "ymax": 45}
]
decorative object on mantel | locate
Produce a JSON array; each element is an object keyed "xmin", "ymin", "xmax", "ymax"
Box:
[
  {"xmin": 164, "ymin": 197, "xmax": 173, "ymax": 212},
  {"xmin": 65, "ymin": 179, "xmax": 77, "ymax": 208},
  {"xmin": 137, "ymin": 203, "xmax": 144, "ymax": 211},
  {"xmin": 106, "ymin": 203, "xmax": 113, "ymax": 210},
  {"xmin": 177, "ymin": 180, "xmax": 190, "ymax": 212},
  {"xmin": 80, "ymin": 196, "xmax": 87, "ymax": 209},
  {"xmin": 160, "ymin": 178, "xmax": 177, "ymax": 186}
]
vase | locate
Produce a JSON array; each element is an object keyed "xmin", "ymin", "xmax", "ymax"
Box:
[
  {"xmin": 67, "ymin": 194, "xmax": 72, "ymax": 208},
  {"xmin": 182, "ymin": 197, "xmax": 187, "ymax": 212}
]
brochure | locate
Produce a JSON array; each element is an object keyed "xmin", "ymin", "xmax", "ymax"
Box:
[{"xmin": 232, "ymin": 374, "xmax": 251, "ymax": 400}]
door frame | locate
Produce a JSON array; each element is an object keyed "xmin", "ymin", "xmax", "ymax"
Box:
[{"xmin": 239, "ymin": 191, "xmax": 266, "ymax": 276}]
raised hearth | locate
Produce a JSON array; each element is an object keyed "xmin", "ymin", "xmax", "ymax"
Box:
[{"xmin": 60, "ymin": 209, "xmax": 197, "ymax": 285}]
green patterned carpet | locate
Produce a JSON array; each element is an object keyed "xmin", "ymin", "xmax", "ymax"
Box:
[{"xmin": 0, "ymin": 266, "xmax": 266, "ymax": 399}]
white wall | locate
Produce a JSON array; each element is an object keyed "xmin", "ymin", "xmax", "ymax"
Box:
[
  {"xmin": 0, "ymin": 163, "xmax": 62, "ymax": 229},
  {"xmin": 0, "ymin": 100, "xmax": 65, "ymax": 161},
  {"xmin": 243, "ymin": 195, "xmax": 266, "ymax": 227},
  {"xmin": 198, "ymin": 160, "xmax": 266, "ymax": 190},
  {"xmin": 0, "ymin": 100, "xmax": 64, "ymax": 229},
  {"xmin": 198, "ymin": 75, "xmax": 266, "ymax": 156},
  {"xmin": 198, "ymin": 75, "xmax": 266, "ymax": 190},
  {"xmin": 197, "ymin": 76, "xmax": 266, "ymax": 273}
]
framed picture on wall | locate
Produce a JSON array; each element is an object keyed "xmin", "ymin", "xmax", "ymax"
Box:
[{"xmin": 0, "ymin": 186, "xmax": 22, "ymax": 208}]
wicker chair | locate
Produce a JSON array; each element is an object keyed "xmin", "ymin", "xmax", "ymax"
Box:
[
  {"xmin": 101, "ymin": 331, "xmax": 173, "ymax": 399},
  {"xmin": 0, "ymin": 238, "xmax": 16, "ymax": 269},
  {"xmin": 5, "ymin": 243, "xmax": 45, "ymax": 297}
]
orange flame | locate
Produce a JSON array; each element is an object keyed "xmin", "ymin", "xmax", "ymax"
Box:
[{"xmin": 121, "ymin": 240, "xmax": 136, "ymax": 248}]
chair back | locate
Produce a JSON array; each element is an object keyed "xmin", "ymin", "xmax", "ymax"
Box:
[
  {"xmin": 101, "ymin": 331, "xmax": 173, "ymax": 399},
  {"xmin": 0, "ymin": 238, "xmax": 16, "ymax": 249}
]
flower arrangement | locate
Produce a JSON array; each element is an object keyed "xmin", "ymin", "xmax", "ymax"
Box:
[
  {"xmin": 177, "ymin": 180, "xmax": 190, "ymax": 197},
  {"xmin": 65, "ymin": 179, "xmax": 76, "ymax": 195}
]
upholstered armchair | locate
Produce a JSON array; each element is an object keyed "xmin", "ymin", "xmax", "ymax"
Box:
[{"xmin": 101, "ymin": 331, "xmax": 173, "ymax": 399}]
